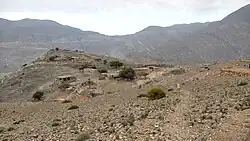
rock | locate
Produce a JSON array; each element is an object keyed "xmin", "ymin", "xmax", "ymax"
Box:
[
  {"xmin": 53, "ymin": 119, "xmax": 62, "ymax": 122},
  {"xmin": 61, "ymin": 99, "xmax": 72, "ymax": 104},
  {"xmin": 88, "ymin": 92, "xmax": 103, "ymax": 98},
  {"xmin": 244, "ymin": 124, "xmax": 250, "ymax": 128},
  {"xmin": 7, "ymin": 127, "xmax": 15, "ymax": 131},
  {"xmin": 52, "ymin": 122, "xmax": 61, "ymax": 127},
  {"xmin": 68, "ymin": 105, "xmax": 79, "ymax": 110},
  {"xmin": 13, "ymin": 119, "xmax": 25, "ymax": 125},
  {"xmin": 168, "ymin": 88, "xmax": 174, "ymax": 92},
  {"xmin": 32, "ymin": 134, "xmax": 39, "ymax": 138},
  {"xmin": 137, "ymin": 94, "xmax": 147, "ymax": 98}
]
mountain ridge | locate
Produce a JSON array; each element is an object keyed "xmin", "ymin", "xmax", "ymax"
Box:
[{"xmin": 0, "ymin": 4, "xmax": 250, "ymax": 72}]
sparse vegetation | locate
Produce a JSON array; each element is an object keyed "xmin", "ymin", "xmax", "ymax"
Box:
[
  {"xmin": 147, "ymin": 87, "xmax": 166, "ymax": 100},
  {"xmin": 109, "ymin": 60, "xmax": 124, "ymax": 68},
  {"xmin": 94, "ymin": 58, "xmax": 102, "ymax": 62},
  {"xmin": 103, "ymin": 60, "xmax": 107, "ymax": 64},
  {"xmin": 75, "ymin": 133, "xmax": 90, "ymax": 141},
  {"xmin": 3, "ymin": 44, "xmax": 250, "ymax": 140},
  {"xmin": 118, "ymin": 67, "xmax": 136, "ymax": 80},
  {"xmin": 22, "ymin": 64, "xmax": 27, "ymax": 67},
  {"xmin": 32, "ymin": 91, "xmax": 44, "ymax": 101}
]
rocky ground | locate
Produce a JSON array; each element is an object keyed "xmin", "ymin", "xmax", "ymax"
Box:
[{"xmin": 0, "ymin": 49, "xmax": 250, "ymax": 141}]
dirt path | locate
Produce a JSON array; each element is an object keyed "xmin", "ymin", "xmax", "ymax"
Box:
[{"xmin": 162, "ymin": 86, "xmax": 196, "ymax": 140}]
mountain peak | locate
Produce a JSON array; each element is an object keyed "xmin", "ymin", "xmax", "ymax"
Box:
[
  {"xmin": 16, "ymin": 18, "xmax": 62, "ymax": 27},
  {"xmin": 222, "ymin": 4, "xmax": 250, "ymax": 23}
]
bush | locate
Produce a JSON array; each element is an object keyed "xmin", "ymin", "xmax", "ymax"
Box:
[
  {"xmin": 48, "ymin": 55, "xmax": 58, "ymax": 62},
  {"xmin": 97, "ymin": 68, "xmax": 108, "ymax": 73},
  {"xmin": 118, "ymin": 67, "xmax": 136, "ymax": 80},
  {"xmin": 103, "ymin": 60, "xmax": 107, "ymax": 65},
  {"xmin": 94, "ymin": 58, "xmax": 102, "ymax": 62},
  {"xmin": 32, "ymin": 91, "xmax": 44, "ymax": 101},
  {"xmin": 22, "ymin": 64, "xmax": 27, "ymax": 67},
  {"xmin": 147, "ymin": 87, "xmax": 166, "ymax": 100},
  {"xmin": 109, "ymin": 61, "xmax": 124, "ymax": 68},
  {"xmin": 55, "ymin": 47, "xmax": 59, "ymax": 51}
]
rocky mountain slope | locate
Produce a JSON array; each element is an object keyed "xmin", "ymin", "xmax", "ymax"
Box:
[
  {"xmin": 0, "ymin": 49, "xmax": 250, "ymax": 140},
  {"xmin": 0, "ymin": 4, "xmax": 250, "ymax": 73}
]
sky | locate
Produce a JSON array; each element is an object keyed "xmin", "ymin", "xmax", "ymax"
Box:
[{"xmin": 0, "ymin": 0, "xmax": 250, "ymax": 35}]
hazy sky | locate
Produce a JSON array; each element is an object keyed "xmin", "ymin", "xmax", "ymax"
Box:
[{"xmin": 0, "ymin": 0, "xmax": 250, "ymax": 35}]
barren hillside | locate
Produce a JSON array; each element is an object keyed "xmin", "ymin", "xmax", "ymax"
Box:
[{"xmin": 0, "ymin": 50, "xmax": 250, "ymax": 141}]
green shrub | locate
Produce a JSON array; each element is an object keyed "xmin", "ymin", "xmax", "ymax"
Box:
[
  {"xmin": 118, "ymin": 67, "xmax": 136, "ymax": 80},
  {"xmin": 48, "ymin": 55, "xmax": 58, "ymax": 61},
  {"xmin": 109, "ymin": 61, "xmax": 124, "ymax": 68},
  {"xmin": 147, "ymin": 87, "xmax": 166, "ymax": 100},
  {"xmin": 94, "ymin": 58, "xmax": 102, "ymax": 62},
  {"xmin": 103, "ymin": 60, "xmax": 107, "ymax": 64},
  {"xmin": 22, "ymin": 64, "xmax": 27, "ymax": 67},
  {"xmin": 97, "ymin": 68, "xmax": 108, "ymax": 73},
  {"xmin": 32, "ymin": 91, "xmax": 44, "ymax": 101},
  {"xmin": 75, "ymin": 133, "xmax": 90, "ymax": 141}
]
